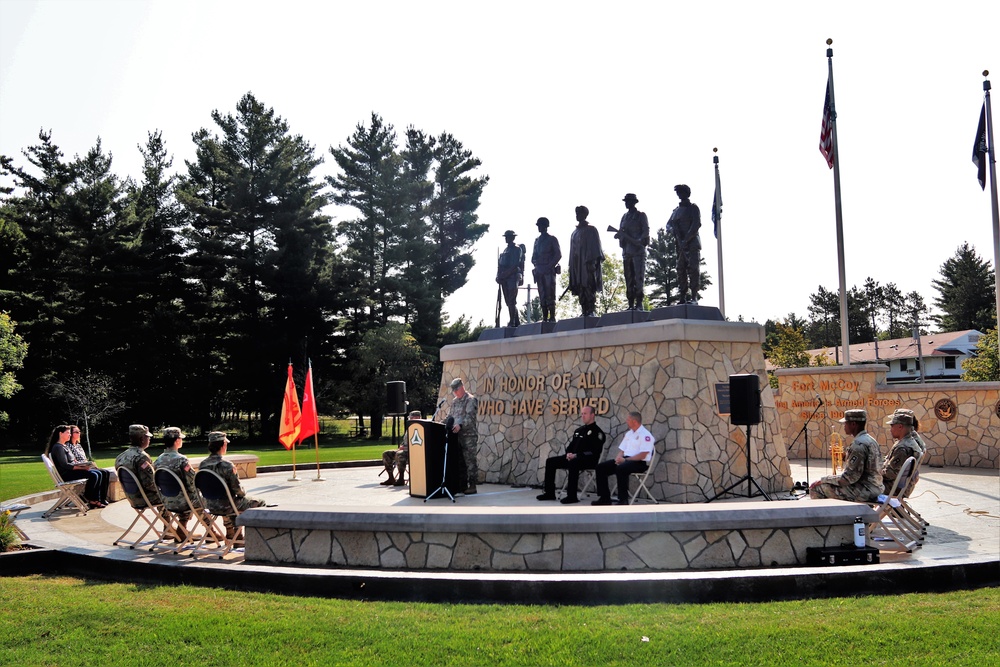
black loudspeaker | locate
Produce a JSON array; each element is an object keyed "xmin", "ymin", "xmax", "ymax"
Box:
[
  {"xmin": 386, "ymin": 381, "xmax": 407, "ymax": 415},
  {"xmin": 729, "ymin": 374, "xmax": 761, "ymax": 425}
]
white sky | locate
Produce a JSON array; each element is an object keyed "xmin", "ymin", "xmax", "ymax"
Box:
[{"xmin": 2, "ymin": 0, "xmax": 998, "ymax": 329}]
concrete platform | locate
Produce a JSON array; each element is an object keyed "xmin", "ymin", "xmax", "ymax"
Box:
[{"xmin": 5, "ymin": 461, "xmax": 998, "ymax": 604}]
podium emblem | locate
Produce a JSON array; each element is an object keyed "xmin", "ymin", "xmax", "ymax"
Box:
[{"xmin": 409, "ymin": 429, "xmax": 424, "ymax": 447}]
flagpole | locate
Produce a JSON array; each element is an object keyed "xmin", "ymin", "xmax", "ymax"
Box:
[
  {"xmin": 826, "ymin": 39, "xmax": 851, "ymax": 365},
  {"xmin": 983, "ymin": 71, "xmax": 1000, "ymax": 338},
  {"xmin": 713, "ymin": 148, "xmax": 726, "ymax": 318}
]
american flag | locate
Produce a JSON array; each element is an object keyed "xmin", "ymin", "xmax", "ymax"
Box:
[{"xmin": 819, "ymin": 79, "xmax": 835, "ymax": 169}]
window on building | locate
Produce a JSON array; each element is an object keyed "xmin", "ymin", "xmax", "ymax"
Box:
[
  {"xmin": 900, "ymin": 359, "xmax": 908, "ymax": 371},
  {"xmin": 945, "ymin": 357, "xmax": 956, "ymax": 369},
  {"xmin": 915, "ymin": 358, "xmax": 921, "ymax": 370}
]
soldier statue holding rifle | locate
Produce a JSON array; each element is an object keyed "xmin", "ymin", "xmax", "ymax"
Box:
[{"xmin": 496, "ymin": 230, "xmax": 525, "ymax": 328}]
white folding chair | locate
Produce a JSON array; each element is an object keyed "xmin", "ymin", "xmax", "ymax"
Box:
[
  {"xmin": 191, "ymin": 469, "xmax": 245, "ymax": 559},
  {"xmin": 40, "ymin": 454, "xmax": 89, "ymax": 518},
  {"xmin": 868, "ymin": 456, "xmax": 921, "ymax": 553},
  {"xmin": 153, "ymin": 468, "xmax": 222, "ymax": 554},
  {"xmin": 114, "ymin": 466, "xmax": 175, "ymax": 550},
  {"xmin": 627, "ymin": 447, "xmax": 659, "ymax": 505}
]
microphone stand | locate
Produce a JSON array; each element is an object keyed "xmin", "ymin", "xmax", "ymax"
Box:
[{"xmin": 789, "ymin": 396, "xmax": 824, "ymax": 492}]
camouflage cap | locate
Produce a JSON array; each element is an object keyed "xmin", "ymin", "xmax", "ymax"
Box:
[
  {"xmin": 449, "ymin": 378, "xmax": 463, "ymax": 390},
  {"xmin": 207, "ymin": 431, "xmax": 229, "ymax": 444},
  {"xmin": 886, "ymin": 413, "xmax": 914, "ymax": 426},
  {"xmin": 838, "ymin": 409, "xmax": 868, "ymax": 423},
  {"xmin": 129, "ymin": 424, "xmax": 152, "ymax": 438},
  {"xmin": 163, "ymin": 427, "xmax": 186, "ymax": 440}
]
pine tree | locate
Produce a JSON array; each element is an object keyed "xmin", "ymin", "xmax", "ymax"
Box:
[
  {"xmin": 646, "ymin": 227, "xmax": 711, "ymax": 307},
  {"xmin": 931, "ymin": 242, "xmax": 996, "ymax": 332},
  {"xmin": 179, "ymin": 93, "xmax": 332, "ymax": 433}
]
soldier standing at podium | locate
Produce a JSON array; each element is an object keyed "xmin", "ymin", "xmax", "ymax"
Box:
[{"xmin": 448, "ymin": 378, "xmax": 480, "ymax": 495}]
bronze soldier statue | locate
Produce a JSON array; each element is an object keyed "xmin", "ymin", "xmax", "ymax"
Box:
[
  {"xmin": 531, "ymin": 217, "xmax": 562, "ymax": 322},
  {"xmin": 568, "ymin": 206, "xmax": 604, "ymax": 317},
  {"xmin": 496, "ymin": 230, "xmax": 524, "ymax": 327},
  {"xmin": 666, "ymin": 184, "xmax": 702, "ymax": 304},
  {"xmin": 616, "ymin": 193, "xmax": 649, "ymax": 310}
]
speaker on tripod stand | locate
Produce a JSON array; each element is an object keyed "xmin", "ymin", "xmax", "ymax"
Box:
[{"xmin": 708, "ymin": 373, "xmax": 771, "ymax": 502}]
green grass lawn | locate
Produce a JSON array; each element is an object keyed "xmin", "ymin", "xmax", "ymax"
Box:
[
  {"xmin": 0, "ymin": 435, "xmax": 389, "ymax": 502},
  {"xmin": 1, "ymin": 577, "xmax": 997, "ymax": 666}
]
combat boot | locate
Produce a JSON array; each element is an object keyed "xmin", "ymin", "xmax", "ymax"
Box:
[
  {"xmin": 393, "ymin": 463, "xmax": 406, "ymax": 486},
  {"xmin": 380, "ymin": 465, "xmax": 396, "ymax": 485}
]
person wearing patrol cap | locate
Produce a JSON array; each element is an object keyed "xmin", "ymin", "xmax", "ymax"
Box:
[
  {"xmin": 496, "ymin": 229, "xmax": 524, "ymax": 328},
  {"xmin": 616, "ymin": 193, "xmax": 649, "ymax": 310},
  {"xmin": 809, "ymin": 409, "xmax": 884, "ymax": 502},
  {"xmin": 880, "ymin": 411, "xmax": 923, "ymax": 492},
  {"xmin": 154, "ymin": 427, "xmax": 200, "ymax": 540},
  {"xmin": 199, "ymin": 431, "xmax": 266, "ymax": 538},
  {"xmin": 115, "ymin": 424, "xmax": 163, "ymax": 508},
  {"xmin": 447, "ymin": 378, "xmax": 480, "ymax": 494},
  {"xmin": 891, "ymin": 408, "xmax": 927, "ymax": 457},
  {"xmin": 531, "ymin": 217, "xmax": 562, "ymax": 323}
]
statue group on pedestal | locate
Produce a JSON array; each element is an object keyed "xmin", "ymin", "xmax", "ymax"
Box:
[{"xmin": 494, "ymin": 185, "xmax": 701, "ymax": 325}]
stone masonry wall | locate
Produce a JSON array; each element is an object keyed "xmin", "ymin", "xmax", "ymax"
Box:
[
  {"xmin": 774, "ymin": 366, "xmax": 999, "ymax": 468},
  {"xmin": 246, "ymin": 524, "xmax": 854, "ymax": 572},
  {"xmin": 439, "ymin": 321, "xmax": 793, "ymax": 502}
]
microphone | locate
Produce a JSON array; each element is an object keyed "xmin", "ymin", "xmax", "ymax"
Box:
[
  {"xmin": 437, "ymin": 398, "xmax": 447, "ymax": 409},
  {"xmin": 816, "ymin": 394, "xmax": 824, "ymax": 407}
]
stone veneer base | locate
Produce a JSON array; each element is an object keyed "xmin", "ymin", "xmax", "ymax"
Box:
[{"xmin": 240, "ymin": 501, "xmax": 876, "ymax": 572}]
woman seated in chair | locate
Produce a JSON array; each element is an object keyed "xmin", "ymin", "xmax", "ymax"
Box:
[
  {"xmin": 45, "ymin": 425, "xmax": 106, "ymax": 509},
  {"xmin": 65, "ymin": 424, "xmax": 112, "ymax": 506}
]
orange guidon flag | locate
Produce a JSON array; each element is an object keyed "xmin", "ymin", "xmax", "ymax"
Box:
[
  {"xmin": 299, "ymin": 361, "xmax": 319, "ymax": 443},
  {"xmin": 279, "ymin": 363, "xmax": 301, "ymax": 450}
]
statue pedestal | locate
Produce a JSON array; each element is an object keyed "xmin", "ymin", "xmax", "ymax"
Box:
[{"xmin": 441, "ymin": 317, "xmax": 791, "ymax": 503}]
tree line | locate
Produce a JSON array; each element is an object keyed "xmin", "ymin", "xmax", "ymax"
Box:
[
  {"xmin": 763, "ymin": 242, "xmax": 998, "ymax": 378},
  {"xmin": 0, "ymin": 93, "xmax": 490, "ymax": 443}
]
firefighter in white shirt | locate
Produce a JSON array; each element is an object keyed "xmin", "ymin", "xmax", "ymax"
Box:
[{"xmin": 592, "ymin": 411, "xmax": 655, "ymax": 505}]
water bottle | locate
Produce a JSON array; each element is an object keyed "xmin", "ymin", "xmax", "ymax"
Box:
[{"xmin": 854, "ymin": 516, "xmax": 866, "ymax": 548}]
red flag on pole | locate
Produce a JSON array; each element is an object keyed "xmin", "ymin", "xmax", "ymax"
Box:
[
  {"xmin": 819, "ymin": 78, "xmax": 835, "ymax": 169},
  {"xmin": 278, "ymin": 363, "xmax": 301, "ymax": 450},
  {"xmin": 299, "ymin": 360, "xmax": 319, "ymax": 442}
]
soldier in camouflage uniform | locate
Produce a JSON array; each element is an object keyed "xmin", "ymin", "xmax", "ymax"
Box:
[
  {"xmin": 199, "ymin": 432, "xmax": 266, "ymax": 537},
  {"xmin": 809, "ymin": 409, "xmax": 884, "ymax": 502},
  {"xmin": 447, "ymin": 378, "xmax": 479, "ymax": 494},
  {"xmin": 881, "ymin": 412, "xmax": 923, "ymax": 495},
  {"xmin": 114, "ymin": 424, "xmax": 163, "ymax": 508},
  {"xmin": 891, "ymin": 408, "xmax": 927, "ymax": 458},
  {"xmin": 154, "ymin": 427, "xmax": 200, "ymax": 540},
  {"xmin": 381, "ymin": 411, "xmax": 420, "ymax": 486}
]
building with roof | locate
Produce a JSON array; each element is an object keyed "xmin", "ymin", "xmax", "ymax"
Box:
[{"xmin": 804, "ymin": 329, "xmax": 983, "ymax": 383}]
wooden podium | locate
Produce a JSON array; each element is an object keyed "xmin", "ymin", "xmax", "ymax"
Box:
[{"xmin": 407, "ymin": 419, "xmax": 461, "ymax": 499}]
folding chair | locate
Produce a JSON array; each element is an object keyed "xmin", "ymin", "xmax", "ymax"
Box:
[
  {"xmin": 898, "ymin": 451, "xmax": 930, "ymax": 534},
  {"xmin": 114, "ymin": 466, "xmax": 175, "ymax": 550},
  {"xmin": 868, "ymin": 456, "xmax": 921, "ymax": 553},
  {"xmin": 153, "ymin": 468, "xmax": 222, "ymax": 554},
  {"xmin": 191, "ymin": 469, "xmax": 245, "ymax": 559},
  {"xmin": 40, "ymin": 454, "xmax": 89, "ymax": 518},
  {"xmin": 626, "ymin": 447, "xmax": 659, "ymax": 505},
  {"xmin": 1, "ymin": 503, "xmax": 31, "ymax": 541}
]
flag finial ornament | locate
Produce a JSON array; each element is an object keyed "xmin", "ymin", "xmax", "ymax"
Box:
[
  {"xmin": 826, "ymin": 38, "xmax": 833, "ymax": 46},
  {"xmin": 713, "ymin": 147, "xmax": 718, "ymax": 153},
  {"xmin": 984, "ymin": 70, "xmax": 990, "ymax": 78}
]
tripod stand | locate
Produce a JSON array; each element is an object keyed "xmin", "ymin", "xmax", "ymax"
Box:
[
  {"xmin": 425, "ymin": 417, "xmax": 456, "ymax": 503},
  {"xmin": 707, "ymin": 423, "xmax": 772, "ymax": 502},
  {"xmin": 789, "ymin": 396, "xmax": 823, "ymax": 492}
]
